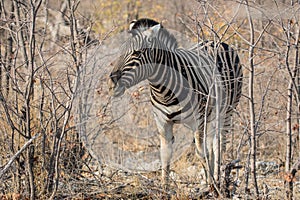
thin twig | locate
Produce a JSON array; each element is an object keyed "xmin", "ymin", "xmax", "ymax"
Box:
[{"xmin": 0, "ymin": 133, "xmax": 40, "ymax": 179}]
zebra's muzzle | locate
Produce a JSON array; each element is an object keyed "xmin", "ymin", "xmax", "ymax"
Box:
[{"xmin": 107, "ymin": 77, "xmax": 125, "ymax": 97}]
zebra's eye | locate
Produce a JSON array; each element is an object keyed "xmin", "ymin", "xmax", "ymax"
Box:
[
  {"xmin": 132, "ymin": 50, "xmax": 141, "ymax": 57},
  {"xmin": 110, "ymin": 70, "xmax": 121, "ymax": 83}
]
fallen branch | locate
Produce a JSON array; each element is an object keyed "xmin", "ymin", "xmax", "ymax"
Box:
[
  {"xmin": 0, "ymin": 133, "xmax": 40, "ymax": 179},
  {"xmin": 221, "ymin": 159, "xmax": 242, "ymax": 198}
]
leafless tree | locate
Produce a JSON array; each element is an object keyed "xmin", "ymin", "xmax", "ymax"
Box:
[
  {"xmin": 278, "ymin": 1, "xmax": 300, "ymax": 198},
  {"xmin": 1, "ymin": 0, "xmax": 300, "ymax": 199},
  {"xmin": 245, "ymin": 1, "xmax": 260, "ymax": 196},
  {"xmin": 0, "ymin": 0, "xmax": 93, "ymax": 199}
]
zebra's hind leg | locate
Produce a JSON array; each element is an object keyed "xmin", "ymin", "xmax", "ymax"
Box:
[{"xmin": 157, "ymin": 122, "xmax": 174, "ymax": 190}]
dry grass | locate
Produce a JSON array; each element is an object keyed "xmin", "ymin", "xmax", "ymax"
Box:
[{"xmin": 1, "ymin": 0, "xmax": 300, "ymax": 199}]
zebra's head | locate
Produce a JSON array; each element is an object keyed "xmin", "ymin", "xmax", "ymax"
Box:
[
  {"xmin": 108, "ymin": 23, "xmax": 168, "ymax": 97},
  {"xmin": 108, "ymin": 48, "xmax": 146, "ymax": 97},
  {"xmin": 129, "ymin": 18, "xmax": 163, "ymax": 34}
]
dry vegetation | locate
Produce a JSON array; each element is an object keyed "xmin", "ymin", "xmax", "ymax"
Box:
[{"xmin": 0, "ymin": 0, "xmax": 300, "ymax": 199}]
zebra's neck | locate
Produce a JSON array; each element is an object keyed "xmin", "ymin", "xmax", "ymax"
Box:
[
  {"xmin": 141, "ymin": 48, "xmax": 198, "ymax": 111},
  {"xmin": 146, "ymin": 48, "xmax": 181, "ymax": 84}
]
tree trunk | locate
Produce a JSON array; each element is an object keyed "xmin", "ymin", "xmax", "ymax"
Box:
[
  {"xmin": 245, "ymin": 0, "xmax": 259, "ymax": 196},
  {"xmin": 286, "ymin": 79, "xmax": 293, "ymax": 199}
]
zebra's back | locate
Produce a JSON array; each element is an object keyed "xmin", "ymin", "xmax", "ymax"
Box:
[{"xmin": 190, "ymin": 41, "xmax": 243, "ymax": 114}]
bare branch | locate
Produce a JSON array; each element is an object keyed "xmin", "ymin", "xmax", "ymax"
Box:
[{"xmin": 0, "ymin": 133, "xmax": 40, "ymax": 180}]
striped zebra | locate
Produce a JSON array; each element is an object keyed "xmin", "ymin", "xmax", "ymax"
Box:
[{"xmin": 108, "ymin": 18, "xmax": 243, "ymax": 187}]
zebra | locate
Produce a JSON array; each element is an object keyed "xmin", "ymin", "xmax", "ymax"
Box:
[{"xmin": 108, "ymin": 18, "xmax": 243, "ymax": 188}]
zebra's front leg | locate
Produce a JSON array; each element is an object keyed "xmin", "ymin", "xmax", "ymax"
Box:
[
  {"xmin": 195, "ymin": 127, "xmax": 219, "ymax": 185},
  {"xmin": 158, "ymin": 122, "xmax": 174, "ymax": 189},
  {"xmin": 194, "ymin": 129, "xmax": 212, "ymax": 184}
]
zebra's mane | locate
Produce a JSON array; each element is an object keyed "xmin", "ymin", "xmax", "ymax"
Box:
[{"xmin": 155, "ymin": 28, "xmax": 178, "ymax": 50}]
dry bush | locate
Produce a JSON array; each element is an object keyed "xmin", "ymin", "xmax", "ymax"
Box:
[{"xmin": 1, "ymin": 0, "xmax": 300, "ymax": 199}]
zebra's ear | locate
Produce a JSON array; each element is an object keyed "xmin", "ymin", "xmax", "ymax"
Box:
[
  {"xmin": 129, "ymin": 19, "xmax": 137, "ymax": 32},
  {"xmin": 143, "ymin": 24, "xmax": 161, "ymax": 37},
  {"xmin": 128, "ymin": 19, "xmax": 137, "ymax": 35},
  {"xmin": 150, "ymin": 24, "xmax": 161, "ymax": 33}
]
